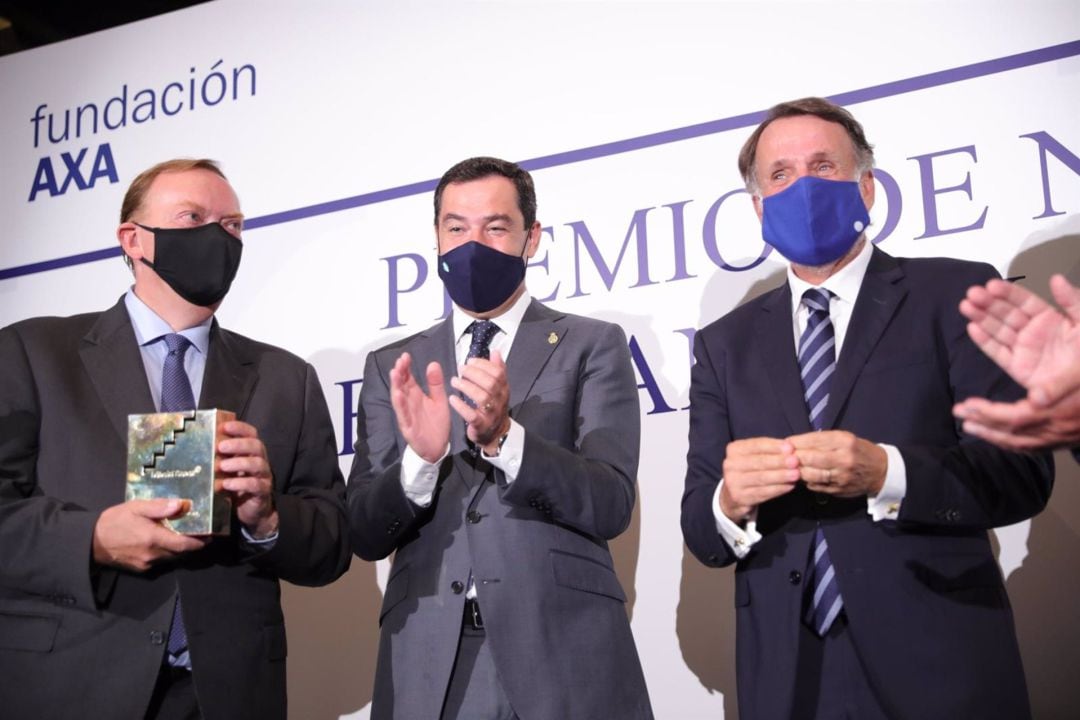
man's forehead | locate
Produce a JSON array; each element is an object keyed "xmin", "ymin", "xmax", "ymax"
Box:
[
  {"xmin": 440, "ymin": 177, "xmax": 519, "ymax": 210},
  {"xmin": 146, "ymin": 169, "xmax": 239, "ymax": 206},
  {"xmin": 757, "ymin": 116, "xmax": 856, "ymax": 162}
]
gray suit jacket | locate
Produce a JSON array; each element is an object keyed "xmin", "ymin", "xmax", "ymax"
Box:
[
  {"xmin": 348, "ymin": 299, "xmax": 653, "ymax": 720},
  {"xmin": 0, "ymin": 298, "xmax": 351, "ymax": 720}
]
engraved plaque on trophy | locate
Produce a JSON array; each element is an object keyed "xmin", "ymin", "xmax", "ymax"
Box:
[{"xmin": 126, "ymin": 409, "xmax": 236, "ymax": 535}]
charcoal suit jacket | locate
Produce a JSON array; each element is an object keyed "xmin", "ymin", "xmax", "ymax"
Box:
[{"xmin": 0, "ymin": 297, "xmax": 350, "ymax": 720}]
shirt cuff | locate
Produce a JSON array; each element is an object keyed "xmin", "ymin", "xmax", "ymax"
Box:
[
  {"xmin": 866, "ymin": 443, "xmax": 905, "ymax": 521},
  {"xmin": 240, "ymin": 526, "xmax": 278, "ymax": 547},
  {"xmin": 482, "ymin": 419, "xmax": 524, "ymax": 483},
  {"xmin": 712, "ymin": 481, "xmax": 761, "ymax": 559},
  {"xmin": 400, "ymin": 443, "xmax": 449, "ymax": 507}
]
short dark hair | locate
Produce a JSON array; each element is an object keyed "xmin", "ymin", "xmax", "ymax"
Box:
[
  {"xmin": 433, "ymin": 156, "xmax": 537, "ymax": 228},
  {"xmin": 737, "ymin": 97, "xmax": 874, "ymax": 193}
]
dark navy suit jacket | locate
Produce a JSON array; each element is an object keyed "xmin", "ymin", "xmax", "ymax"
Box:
[{"xmin": 682, "ymin": 248, "xmax": 1053, "ymax": 720}]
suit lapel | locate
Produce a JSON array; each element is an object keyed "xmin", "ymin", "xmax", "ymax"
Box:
[
  {"xmin": 755, "ymin": 286, "xmax": 814, "ymax": 435},
  {"xmin": 506, "ymin": 300, "xmax": 564, "ymax": 411},
  {"xmin": 821, "ymin": 248, "xmax": 907, "ymax": 428},
  {"xmin": 199, "ymin": 322, "xmax": 258, "ymax": 417},
  {"xmin": 79, "ymin": 298, "xmax": 156, "ymax": 444}
]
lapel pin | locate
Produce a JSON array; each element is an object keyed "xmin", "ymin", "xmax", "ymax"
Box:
[{"xmin": 548, "ymin": 332, "xmax": 558, "ymax": 345}]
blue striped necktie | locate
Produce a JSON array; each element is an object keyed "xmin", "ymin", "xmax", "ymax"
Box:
[
  {"xmin": 161, "ymin": 333, "xmax": 195, "ymax": 659},
  {"xmin": 798, "ymin": 288, "xmax": 844, "ymax": 636}
]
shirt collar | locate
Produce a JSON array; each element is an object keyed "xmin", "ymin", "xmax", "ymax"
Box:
[
  {"xmin": 451, "ymin": 289, "xmax": 532, "ymax": 343},
  {"xmin": 787, "ymin": 237, "xmax": 874, "ymax": 316},
  {"xmin": 124, "ymin": 288, "xmax": 213, "ymax": 355}
]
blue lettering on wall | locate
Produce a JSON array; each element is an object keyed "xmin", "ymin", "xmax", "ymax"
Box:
[
  {"xmin": 628, "ymin": 334, "xmax": 677, "ymax": 415},
  {"xmin": 1019, "ymin": 130, "xmax": 1080, "ymax": 219},
  {"xmin": 29, "ymin": 60, "xmax": 257, "ymax": 150},
  {"xmin": 336, "ymin": 378, "xmax": 363, "ymax": 456},
  {"xmin": 568, "ymin": 207, "xmax": 659, "ymax": 298},
  {"xmin": 28, "ymin": 143, "xmax": 118, "ymax": 202},
  {"xmin": 909, "ymin": 145, "xmax": 988, "ymax": 239}
]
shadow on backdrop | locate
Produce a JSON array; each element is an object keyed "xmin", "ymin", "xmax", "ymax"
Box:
[
  {"xmin": 281, "ymin": 343, "xmax": 389, "ymax": 719},
  {"xmin": 1001, "ymin": 227, "xmax": 1080, "ymax": 719},
  {"xmin": 676, "ymin": 265, "xmax": 788, "ymax": 720},
  {"xmin": 283, "ymin": 561, "xmax": 382, "ymax": 719}
]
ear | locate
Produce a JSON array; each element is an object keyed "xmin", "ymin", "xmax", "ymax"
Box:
[
  {"xmin": 117, "ymin": 222, "xmax": 147, "ymax": 264},
  {"xmin": 752, "ymin": 194, "xmax": 764, "ymax": 222},
  {"xmin": 858, "ymin": 169, "xmax": 875, "ymax": 211},
  {"xmin": 524, "ymin": 222, "xmax": 542, "ymax": 259}
]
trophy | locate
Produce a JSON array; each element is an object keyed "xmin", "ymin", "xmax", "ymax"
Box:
[{"xmin": 126, "ymin": 409, "xmax": 235, "ymax": 535}]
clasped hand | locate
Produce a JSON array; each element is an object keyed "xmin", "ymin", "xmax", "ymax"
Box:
[{"xmin": 719, "ymin": 430, "xmax": 887, "ymax": 522}]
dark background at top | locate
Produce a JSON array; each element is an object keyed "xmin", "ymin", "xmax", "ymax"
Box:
[{"xmin": 0, "ymin": 1, "xmax": 209, "ymax": 56}]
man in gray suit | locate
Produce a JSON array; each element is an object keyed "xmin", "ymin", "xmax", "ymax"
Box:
[{"xmin": 348, "ymin": 156, "xmax": 653, "ymax": 720}]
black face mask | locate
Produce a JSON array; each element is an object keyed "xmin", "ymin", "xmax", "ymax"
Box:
[{"xmin": 136, "ymin": 223, "xmax": 243, "ymax": 307}]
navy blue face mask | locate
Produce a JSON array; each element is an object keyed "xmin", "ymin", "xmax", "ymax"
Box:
[
  {"xmin": 437, "ymin": 241, "xmax": 526, "ymax": 314},
  {"xmin": 136, "ymin": 222, "xmax": 243, "ymax": 307},
  {"xmin": 761, "ymin": 176, "xmax": 870, "ymax": 266}
]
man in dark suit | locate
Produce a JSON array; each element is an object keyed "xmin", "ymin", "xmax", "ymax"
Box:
[
  {"xmin": 681, "ymin": 98, "xmax": 1054, "ymax": 719},
  {"xmin": 0, "ymin": 159, "xmax": 350, "ymax": 720},
  {"xmin": 348, "ymin": 156, "xmax": 652, "ymax": 720}
]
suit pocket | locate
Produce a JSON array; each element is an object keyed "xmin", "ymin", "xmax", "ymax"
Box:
[
  {"xmin": 379, "ymin": 563, "xmax": 410, "ymax": 624},
  {"xmin": 550, "ymin": 550, "xmax": 626, "ymax": 602},
  {"xmin": 262, "ymin": 623, "xmax": 287, "ymax": 661},
  {"xmin": 0, "ymin": 611, "xmax": 60, "ymax": 652}
]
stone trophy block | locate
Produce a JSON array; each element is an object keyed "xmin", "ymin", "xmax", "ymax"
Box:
[{"xmin": 126, "ymin": 409, "xmax": 235, "ymax": 535}]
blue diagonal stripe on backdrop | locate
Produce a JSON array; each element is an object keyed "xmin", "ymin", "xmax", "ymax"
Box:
[{"xmin": 2, "ymin": 39, "xmax": 1078, "ymax": 283}]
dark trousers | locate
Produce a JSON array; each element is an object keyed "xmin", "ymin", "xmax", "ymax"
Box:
[
  {"xmin": 441, "ymin": 602, "xmax": 518, "ymax": 720},
  {"xmin": 791, "ymin": 614, "xmax": 891, "ymax": 720},
  {"xmin": 145, "ymin": 665, "xmax": 202, "ymax": 720}
]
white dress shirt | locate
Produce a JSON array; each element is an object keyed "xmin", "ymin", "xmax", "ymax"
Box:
[
  {"xmin": 399, "ymin": 290, "xmax": 532, "ymax": 505},
  {"xmin": 713, "ymin": 240, "xmax": 907, "ymax": 557}
]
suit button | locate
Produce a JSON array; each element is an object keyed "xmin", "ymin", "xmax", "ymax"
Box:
[
  {"xmin": 150, "ymin": 631, "xmax": 165, "ymax": 645},
  {"xmin": 466, "ymin": 511, "xmax": 481, "ymax": 524},
  {"xmin": 946, "ymin": 509, "xmax": 960, "ymax": 522},
  {"xmin": 789, "ymin": 570, "xmax": 802, "ymax": 585},
  {"xmin": 451, "ymin": 581, "xmax": 464, "ymax": 595},
  {"xmin": 815, "ymin": 494, "xmax": 829, "ymax": 506},
  {"xmin": 707, "ymin": 554, "xmax": 719, "ymax": 565}
]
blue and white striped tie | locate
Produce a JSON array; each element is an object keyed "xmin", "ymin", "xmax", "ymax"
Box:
[{"xmin": 798, "ymin": 288, "xmax": 844, "ymax": 636}]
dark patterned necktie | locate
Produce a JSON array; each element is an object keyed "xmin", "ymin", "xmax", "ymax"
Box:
[
  {"xmin": 467, "ymin": 320, "xmax": 499, "ymax": 361},
  {"xmin": 161, "ymin": 333, "xmax": 195, "ymax": 658},
  {"xmin": 797, "ymin": 288, "xmax": 844, "ymax": 636}
]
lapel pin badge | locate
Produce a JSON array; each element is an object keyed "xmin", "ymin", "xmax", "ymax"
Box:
[{"xmin": 548, "ymin": 332, "xmax": 558, "ymax": 345}]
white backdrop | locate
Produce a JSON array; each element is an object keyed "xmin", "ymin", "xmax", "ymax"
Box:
[{"xmin": 2, "ymin": 2, "xmax": 1079, "ymax": 717}]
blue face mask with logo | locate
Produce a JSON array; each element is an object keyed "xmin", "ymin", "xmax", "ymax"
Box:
[
  {"xmin": 438, "ymin": 241, "xmax": 526, "ymax": 313},
  {"xmin": 761, "ymin": 176, "xmax": 870, "ymax": 266}
]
